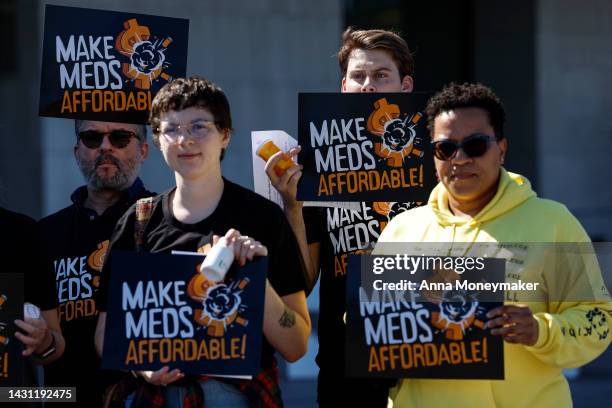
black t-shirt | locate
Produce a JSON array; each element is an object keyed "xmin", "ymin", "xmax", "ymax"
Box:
[
  {"xmin": 305, "ymin": 201, "xmax": 416, "ymax": 403},
  {"xmin": 38, "ymin": 179, "xmax": 153, "ymax": 407},
  {"xmin": 0, "ymin": 207, "xmax": 56, "ymax": 399},
  {"xmin": 97, "ymin": 178, "xmax": 308, "ymax": 371},
  {"xmin": 1, "ymin": 207, "xmax": 56, "ymax": 309}
]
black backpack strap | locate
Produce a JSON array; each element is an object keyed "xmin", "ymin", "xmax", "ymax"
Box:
[{"xmin": 134, "ymin": 197, "xmax": 154, "ymax": 251}]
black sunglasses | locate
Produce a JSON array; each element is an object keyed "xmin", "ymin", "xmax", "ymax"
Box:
[
  {"xmin": 431, "ymin": 133, "xmax": 497, "ymax": 161},
  {"xmin": 78, "ymin": 130, "xmax": 138, "ymax": 149}
]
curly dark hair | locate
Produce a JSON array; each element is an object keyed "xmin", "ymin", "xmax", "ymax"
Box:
[
  {"xmin": 337, "ymin": 27, "xmax": 415, "ymax": 80},
  {"xmin": 149, "ymin": 77, "xmax": 233, "ymax": 154},
  {"xmin": 425, "ymin": 82, "xmax": 506, "ymax": 139}
]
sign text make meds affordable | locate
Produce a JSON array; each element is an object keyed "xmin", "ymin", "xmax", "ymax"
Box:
[{"xmin": 39, "ymin": 5, "xmax": 189, "ymax": 124}]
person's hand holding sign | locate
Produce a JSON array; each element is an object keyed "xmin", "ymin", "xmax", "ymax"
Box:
[
  {"xmin": 263, "ymin": 145, "xmax": 303, "ymax": 210},
  {"xmin": 486, "ymin": 305, "xmax": 539, "ymax": 346},
  {"xmin": 140, "ymin": 367, "xmax": 184, "ymax": 387}
]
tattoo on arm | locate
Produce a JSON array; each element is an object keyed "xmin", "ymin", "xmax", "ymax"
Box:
[{"xmin": 279, "ymin": 308, "xmax": 296, "ymax": 328}]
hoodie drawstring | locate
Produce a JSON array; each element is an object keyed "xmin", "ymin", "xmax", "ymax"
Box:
[{"xmin": 446, "ymin": 222, "xmax": 482, "ymax": 257}]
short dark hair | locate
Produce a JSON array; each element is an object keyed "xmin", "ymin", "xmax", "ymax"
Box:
[
  {"xmin": 150, "ymin": 77, "xmax": 233, "ymax": 158},
  {"xmin": 74, "ymin": 120, "xmax": 147, "ymax": 142},
  {"xmin": 337, "ymin": 27, "xmax": 415, "ymax": 79},
  {"xmin": 425, "ymin": 82, "xmax": 506, "ymax": 139}
]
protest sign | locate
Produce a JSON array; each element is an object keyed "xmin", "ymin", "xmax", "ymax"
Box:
[
  {"xmin": 0, "ymin": 273, "xmax": 24, "ymax": 386},
  {"xmin": 297, "ymin": 93, "xmax": 436, "ymax": 201},
  {"xmin": 39, "ymin": 5, "xmax": 189, "ymax": 124},
  {"xmin": 102, "ymin": 252, "xmax": 265, "ymax": 378},
  {"xmin": 346, "ymin": 254, "xmax": 505, "ymax": 379}
]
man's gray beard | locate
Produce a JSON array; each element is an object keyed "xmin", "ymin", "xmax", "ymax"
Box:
[{"xmin": 78, "ymin": 153, "xmax": 141, "ymax": 191}]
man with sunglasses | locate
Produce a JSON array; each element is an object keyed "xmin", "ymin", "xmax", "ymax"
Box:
[
  {"xmin": 377, "ymin": 83, "xmax": 611, "ymax": 407},
  {"xmin": 38, "ymin": 120, "xmax": 154, "ymax": 407}
]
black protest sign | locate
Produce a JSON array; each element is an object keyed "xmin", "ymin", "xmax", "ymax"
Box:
[
  {"xmin": 346, "ymin": 255, "xmax": 505, "ymax": 379},
  {"xmin": 0, "ymin": 273, "xmax": 24, "ymax": 386},
  {"xmin": 39, "ymin": 5, "xmax": 189, "ymax": 124},
  {"xmin": 297, "ymin": 93, "xmax": 436, "ymax": 201},
  {"xmin": 102, "ymin": 252, "xmax": 266, "ymax": 377}
]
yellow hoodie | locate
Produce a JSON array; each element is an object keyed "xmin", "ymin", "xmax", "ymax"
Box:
[{"xmin": 377, "ymin": 169, "xmax": 611, "ymax": 408}]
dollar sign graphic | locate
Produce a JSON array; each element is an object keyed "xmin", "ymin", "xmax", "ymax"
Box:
[
  {"xmin": 87, "ymin": 240, "xmax": 109, "ymax": 272},
  {"xmin": 115, "ymin": 19, "xmax": 150, "ymax": 56},
  {"xmin": 367, "ymin": 98, "xmax": 401, "ymax": 135},
  {"xmin": 372, "ymin": 201, "xmax": 392, "ymax": 217}
]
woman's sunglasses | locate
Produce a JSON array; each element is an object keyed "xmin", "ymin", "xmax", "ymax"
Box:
[
  {"xmin": 431, "ymin": 133, "xmax": 497, "ymax": 161},
  {"xmin": 78, "ymin": 130, "xmax": 138, "ymax": 149}
]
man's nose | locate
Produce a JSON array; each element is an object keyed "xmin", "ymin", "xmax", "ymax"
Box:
[
  {"xmin": 361, "ymin": 76, "xmax": 376, "ymax": 93},
  {"xmin": 99, "ymin": 134, "xmax": 114, "ymax": 150}
]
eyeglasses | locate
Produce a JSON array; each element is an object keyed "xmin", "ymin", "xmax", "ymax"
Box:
[
  {"xmin": 431, "ymin": 133, "xmax": 497, "ymax": 161},
  {"xmin": 78, "ymin": 130, "xmax": 138, "ymax": 149},
  {"xmin": 157, "ymin": 120, "xmax": 217, "ymax": 142}
]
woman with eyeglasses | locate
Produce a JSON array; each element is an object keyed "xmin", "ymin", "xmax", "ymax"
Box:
[
  {"xmin": 376, "ymin": 83, "xmax": 611, "ymax": 408},
  {"xmin": 94, "ymin": 76, "xmax": 311, "ymax": 407}
]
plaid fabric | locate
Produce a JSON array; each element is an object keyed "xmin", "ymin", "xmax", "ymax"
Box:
[
  {"xmin": 229, "ymin": 359, "xmax": 283, "ymax": 408},
  {"xmin": 128, "ymin": 378, "xmax": 203, "ymax": 408},
  {"xmin": 102, "ymin": 374, "xmax": 203, "ymax": 408},
  {"xmin": 115, "ymin": 359, "xmax": 282, "ymax": 408}
]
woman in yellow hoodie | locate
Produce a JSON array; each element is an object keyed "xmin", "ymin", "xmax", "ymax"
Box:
[{"xmin": 378, "ymin": 83, "xmax": 611, "ymax": 408}]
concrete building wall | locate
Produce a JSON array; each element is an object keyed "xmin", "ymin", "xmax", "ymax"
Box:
[
  {"xmin": 38, "ymin": 0, "xmax": 342, "ymax": 216},
  {"xmin": 473, "ymin": 0, "xmax": 537, "ymax": 189},
  {"xmin": 537, "ymin": 0, "xmax": 612, "ymax": 239}
]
